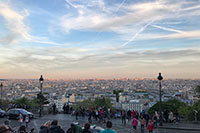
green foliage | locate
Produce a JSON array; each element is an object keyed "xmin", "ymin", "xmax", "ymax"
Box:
[
  {"xmin": 94, "ymin": 97, "xmax": 112, "ymax": 109},
  {"xmin": 179, "ymin": 105, "xmax": 194, "ymax": 121},
  {"xmin": 148, "ymin": 99, "xmax": 186, "ymax": 115},
  {"xmin": 196, "ymin": 86, "xmax": 200, "ymax": 98},
  {"xmin": 75, "ymin": 97, "xmax": 113, "ymax": 109},
  {"xmin": 15, "ymin": 97, "xmax": 30, "ymax": 105},
  {"xmin": 13, "ymin": 93, "xmax": 49, "ymax": 109},
  {"xmin": 192, "ymin": 100, "xmax": 200, "ymax": 120},
  {"xmin": 36, "ymin": 92, "xmax": 49, "ymax": 105},
  {"xmin": 148, "ymin": 97, "xmax": 200, "ymax": 121},
  {"xmin": 113, "ymin": 90, "xmax": 123, "ymax": 102},
  {"xmin": 0, "ymin": 99, "xmax": 12, "ymax": 110}
]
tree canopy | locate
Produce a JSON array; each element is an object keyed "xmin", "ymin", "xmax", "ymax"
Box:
[{"xmin": 75, "ymin": 97, "xmax": 113, "ymax": 110}]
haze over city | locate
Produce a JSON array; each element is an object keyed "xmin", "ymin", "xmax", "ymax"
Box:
[{"xmin": 0, "ymin": 0, "xmax": 200, "ymax": 79}]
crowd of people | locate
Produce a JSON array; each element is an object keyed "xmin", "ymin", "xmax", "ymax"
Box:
[
  {"xmin": 0, "ymin": 120, "xmax": 116, "ymax": 133},
  {"xmin": 1, "ymin": 103, "xmax": 180, "ymax": 133}
]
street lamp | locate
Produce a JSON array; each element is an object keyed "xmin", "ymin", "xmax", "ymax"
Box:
[
  {"xmin": 0, "ymin": 83, "xmax": 3, "ymax": 107},
  {"xmin": 157, "ymin": 73, "xmax": 163, "ymax": 126},
  {"xmin": 39, "ymin": 75, "xmax": 44, "ymax": 117}
]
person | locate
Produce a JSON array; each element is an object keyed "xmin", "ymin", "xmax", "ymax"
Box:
[
  {"xmin": 25, "ymin": 116, "xmax": 30, "ymax": 128},
  {"xmin": 140, "ymin": 116, "xmax": 145, "ymax": 133},
  {"xmin": 132, "ymin": 110, "xmax": 136, "ymax": 118},
  {"xmin": 127, "ymin": 110, "xmax": 132, "ymax": 121},
  {"xmin": 39, "ymin": 121, "xmax": 51, "ymax": 133},
  {"xmin": 174, "ymin": 110, "xmax": 179, "ymax": 123},
  {"xmin": 88, "ymin": 110, "xmax": 92, "ymax": 124},
  {"xmin": 169, "ymin": 111, "xmax": 174, "ymax": 123},
  {"xmin": 4, "ymin": 119, "xmax": 14, "ymax": 132},
  {"xmin": 66, "ymin": 123, "xmax": 75, "ymax": 133},
  {"xmin": 82, "ymin": 123, "xmax": 91, "ymax": 133},
  {"xmin": 132, "ymin": 117, "xmax": 138, "ymax": 130},
  {"xmin": 49, "ymin": 120, "xmax": 65, "ymax": 133},
  {"xmin": 53, "ymin": 104, "xmax": 57, "ymax": 114},
  {"xmin": 164, "ymin": 110, "xmax": 169, "ymax": 123},
  {"xmin": 144, "ymin": 112, "xmax": 149, "ymax": 127},
  {"xmin": 17, "ymin": 114, "xmax": 24, "ymax": 126},
  {"xmin": 100, "ymin": 121, "xmax": 116, "ymax": 133},
  {"xmin": 121, "ymin": 110, "xmax": 126, "ymax": 125},
  {"xmin": 147, "ymin": 120, "xmax": 154, "ymax": 133},
  {"xmin": 95, "ymin": 110, "xmax": 99, "ymax": 121},
  {"xmin": 75, "ymin": 110, "xmax": 79, "ymax": 120},
  {"xmin": 18, "ymin": 125, "xmax": 27, "ymax": 133},
  {"xmin": 0, "ymin": 124, "xmax": 12, "ymax": 133}
]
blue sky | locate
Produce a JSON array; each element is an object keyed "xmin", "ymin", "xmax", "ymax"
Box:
[{"xmin": 0, "ymin": 0, "xmax": 200, "ymax": 79}]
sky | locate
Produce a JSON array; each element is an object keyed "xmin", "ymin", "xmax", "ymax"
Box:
[{"xmin": 0, "ymin": 0, "xmax": 200, "ymax": 79}]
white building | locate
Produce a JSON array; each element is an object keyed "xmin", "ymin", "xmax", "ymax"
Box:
[{"xmin": 122, "ymin": 100, "xmax": 144, "ymax": 112}]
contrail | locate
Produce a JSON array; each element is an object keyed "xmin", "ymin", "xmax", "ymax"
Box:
[
  {"xmin": 90, "ymin": 0, "xmax": 127, "ymax": 42},
  {"xmin": 65, "ymin": 0, "xmax": 77, "ymax": 8},
  {"xmin": 151, "ymin": 25, "xmax": 184, "ymax": 33},
  {"xmin": 118, "ymin": 20, "xmax": 154, "ymax": 48},
  {"xmin": 116, "ymin": 0, "xmax": 127, "ymax": 12}
]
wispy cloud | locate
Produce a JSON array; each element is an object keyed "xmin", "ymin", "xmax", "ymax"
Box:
[
  {"xmin": 0, "ymin": 0, "xmax": 200, "ymax": 79},
  {"xmin": 0, "ymin": 1, "xmax": 30, "ymax": 44},
  {"xmin": 166, "ymin": 30, "xmax": 200, "ymax": 39}
]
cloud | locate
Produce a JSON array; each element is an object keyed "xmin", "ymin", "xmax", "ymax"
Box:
[
  {"xmin": 60, "ymin": 0, "xmax": 200, "ymax": 47},
  {"xmin": 166, "ymin": 30, "xmax": 200, "ymax": 39},
  {"xmin": 0, "ymin": 1, "xmax": 31, "ymax": 44},
  {"xmin": 60, "ymin": 0, "xmax": 181, "ymax": 32}
]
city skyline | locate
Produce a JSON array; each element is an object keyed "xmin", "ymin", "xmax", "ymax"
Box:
[{"xmin": 0, "ymin": 0, "xmax": 200, "ymax": 79}]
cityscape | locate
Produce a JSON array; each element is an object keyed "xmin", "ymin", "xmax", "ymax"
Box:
[
  {"xmin": 1, "ymin": 0, "xmax": 200, "ymax": 132},
  {"xmin": 0, "ymin": 77, "xmax": 200, "ymax": 112}
]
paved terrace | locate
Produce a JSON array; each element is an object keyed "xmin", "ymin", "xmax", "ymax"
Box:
[{"xmin": 0, "ymin": 114, "xmax": 200, "ymax": 133}]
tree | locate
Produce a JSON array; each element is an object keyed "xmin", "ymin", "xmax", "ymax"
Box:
[
  {"xmin": 15, "ymin": 97, "xmax": 30, "ymax": 105},
  {"xmin": 192, "ymin": 100, "xmax": 200, "ymax": 120},
  {"xmin": 36, "ymin": 92, "xmax": 49, "ymax": 105},
  {"xmin": 196, "ymin": 86, "xmax": 200, "ymax": 98},
  {"xmin": 94, "ymin": 97, "xmax": 113, "ymax": 109},
  {"xmin": 113, "ymin": 90, "xmax": 123, "ymax": 102},
  {"xmin": 75, "ymin": 97, "xmax": 113, "ymax": 109},
  {"xmin": 179, "ymin": 105, "xmax": 194, "ymax": 121},
  {"xmin": 148, "ymin": 99, "xmax": 186, "ymax": 115}
]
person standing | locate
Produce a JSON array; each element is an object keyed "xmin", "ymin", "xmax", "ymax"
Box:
[
  {"xmin": 17, "ymin": 114, "xmax": 23, "ymax": 126},
  {"xmin": 25, "ymin": 116, "xmax": 30, "ymax": 128},
  {"xmin": 175, "ymin": 110, "xmax": 179, "ymax": 123},
  {"xmin": 88, "ymin": 110, "xmax": 92, "ymax": 124},
  {"xmin": 144, "ymin": 112, "xmax": 149, "ymax": 127},
  {"xmin": 132, "ymin": 117, "xmax": 138, "ymax": 130},
  {"xmin": 169, "ymin": 111, "xmax": 174, "ymax": 123},
  {"xmin": 75, "ymin": 110, "xmax": 79, "ymax": 120},
  {"xmin": 121, "ymin": 110, "xmax": 126, "ymax": 125},
  {"xmin": 147, "ymin": 120, "xmax": 154, "ymax": 133},
  {"xmin": 53, "ymin": 103, "xmax": 56, "ymax": 114},
  {"xmin": 140, "ymin": 116, "xmax": 145, "ymax": 133},
  {"xmin": 127, "ymin": 110, "xmax": 132, "ymax": 122}
]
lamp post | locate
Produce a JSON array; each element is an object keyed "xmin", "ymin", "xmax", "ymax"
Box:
[
  {"xmin": 157, "ymin": 73, "xmax": 163, "ymax": 126},
  {"xmin": 0, "ymin": 83, "xmax": 3, "ymax": 107},
  {"xmin": 39, "ymin": 75, "xmax": 44, "ymax": 117}
]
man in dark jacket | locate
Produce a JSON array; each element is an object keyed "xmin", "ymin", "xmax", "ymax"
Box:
[
  {"xmin": 40, "ymin": 125, "xmax": 49, "ymax": 133},
  {"xmin": 49, "ymin": 120, "xmax": 65, "ymax": 133}
]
